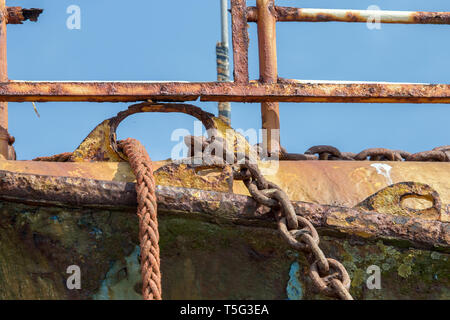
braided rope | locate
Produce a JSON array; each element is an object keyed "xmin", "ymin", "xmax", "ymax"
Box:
[{"xmin": 119, "ymin": 138, "xmax": 162, "ymax": 300}]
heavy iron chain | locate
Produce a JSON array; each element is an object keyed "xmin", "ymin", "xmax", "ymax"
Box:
[
  {"xmin": 234, "ymin": 161, "xmax": 353, "ymax": 300},
  {"xmin": 119, "ymin": 138, "xmax": 162, "ymax": 300},
  {"xmin": 185, "ymin": 136, "xmax": 355, "ymax": 299},
  {"xmin": 118, "ymin": 134, "xmax": 354, "ymax": 300},
  {"xmin": 281, "ymin": 145, "xmax": 450, "ymax": 162}
]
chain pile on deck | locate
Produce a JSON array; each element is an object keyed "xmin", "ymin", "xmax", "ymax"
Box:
[{"xmin": 280, "ymin": 145, "xmax": 450, "ymax": 162}]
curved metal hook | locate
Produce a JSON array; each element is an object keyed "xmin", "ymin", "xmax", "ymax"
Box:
[
  {"xmin": 70, "ymin": 102, "xmax": 254, "ymax": 163},
  {"xmin": 71, "ymin": 103, "xmax": 219, "ymax": 162}
]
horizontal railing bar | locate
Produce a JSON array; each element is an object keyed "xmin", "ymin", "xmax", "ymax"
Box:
[
  {"xmin": 277, "ymin": 79, "xmax": 431, "ymax": 85},
  {"xmin": 10, "ymin": 79, "xmax": 428, "ymax": 85},
  {"xmin": 247, "ymin": 6, "xmax": 450, "ymax": 25},
  {"xmin": 0, "ymin": 81, "xmax": 449, "ymax": 103}
]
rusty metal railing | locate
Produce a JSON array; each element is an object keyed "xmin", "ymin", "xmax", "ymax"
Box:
[
  {"xmin": 231, "ymin": 0, "xmax": 450, "ymax": 152},
  {"xmin": 0, "ymin": 1, "xmax": 449, "ymax": 158}
]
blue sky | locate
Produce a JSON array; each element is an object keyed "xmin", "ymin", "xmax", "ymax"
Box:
[{"xmin": 6, "ymin": 0, "xmax": 450, "ymax": 160}]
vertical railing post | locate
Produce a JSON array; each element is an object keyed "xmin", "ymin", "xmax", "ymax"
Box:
[
  {"xmin": 231, "ymin": 0, "xmax": 249, "ymax": 84},
  {"xmin": 0, "ymin": 0, "xmax": 9, "ymax": 159},
  {"xmin": 256, "ymin": 0, "xmax": 280, "ymax": 155}
]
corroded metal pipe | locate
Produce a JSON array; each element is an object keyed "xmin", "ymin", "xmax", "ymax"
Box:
[
  {"xmin": 0, "ymin": 1, "xmax": 8, "ymax": 158},
  {"xmin": 257, "ymin": 0, "xmax": 280, "ymax": 155},
  {"xmin": 230, "ymin": 0, "xmax": 249, "ymax": 83},
  {"xmin": 247, "ymin": 6, "xmax": 450, "ymax": 24},
  {"xmin": 5, "ymin": 7, "xmax": 43, "ymax": 24},
  {"xmin": 1, "ymin": 81, "xmax": 450, "ymax": 103},
  {"xmin": 0, "ymin": 5, "xmax": 42, "ymax": 158}
]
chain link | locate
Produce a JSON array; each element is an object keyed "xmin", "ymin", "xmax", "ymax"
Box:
[{"xmin": 234, "ymin": 162, "xmax": 354, "ymax": 300}]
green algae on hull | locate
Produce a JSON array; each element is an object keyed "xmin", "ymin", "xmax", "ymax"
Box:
[{"xmin": 0, "ymin": 201, "xmax": 448, "ymax": 300}]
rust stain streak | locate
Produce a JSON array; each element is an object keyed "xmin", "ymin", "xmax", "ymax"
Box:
[{"xmin": 257, "ymin": 0, "xmax": 280, "ymax": 154}]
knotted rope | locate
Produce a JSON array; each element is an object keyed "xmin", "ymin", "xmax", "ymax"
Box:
[{"xmin": 119, "ymin": 138, "xmax": 162, "ymax": 300}]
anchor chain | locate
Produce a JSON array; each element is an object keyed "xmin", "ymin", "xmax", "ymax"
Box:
[
  {"xmin": 234, "ymin": 162, "xmax": 353, "ymax": 300},
  {"xmin": 283, "ymin": 145, "xmax": 450, "ymax": 162},
  {"xmin": 119, "ymin": 138, "xmax": 162, "ymax": 301}
]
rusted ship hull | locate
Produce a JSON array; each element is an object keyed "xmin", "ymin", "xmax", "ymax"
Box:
[
  {"xmin": 0, "ymin": 0, "xmax": 449, "ymax": 301},
  {"xmin": 0, "ymin": 160, "xmax": 448, "ymax": 300}
]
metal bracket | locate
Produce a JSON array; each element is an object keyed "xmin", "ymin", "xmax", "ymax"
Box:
[
  {"xmin": 71, "ymin": 102, "xmax": 254, "ymax": 163},
  {"xmin": 356, "ymin": 182, "xmax": 442, "ymax": 221}
]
